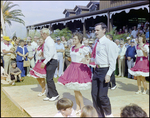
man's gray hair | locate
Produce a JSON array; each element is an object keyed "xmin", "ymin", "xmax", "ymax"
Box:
[{"xmin": 41, "ymin": 28, "xmax": 50, "ymax": 35}]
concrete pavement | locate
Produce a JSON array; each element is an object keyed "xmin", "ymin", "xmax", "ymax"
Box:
[{"xmin": 2, "ymin": 77, "xmax": 149, "ymax": 117}]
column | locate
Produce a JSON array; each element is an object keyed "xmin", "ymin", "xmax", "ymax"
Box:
[
  {"xmin": 107, "ymin": 11, "xmax": 110, "ymax": 32},
  {"xmin": 83, "ymin": 21, "xmax": 86, "ymax": 37},
  {"xmin": 50, "ymin": 24, "xmax": 54, "ymax": 33},
  {"xmin": 110, "ymin": 17, "xmax": 113, "ymax": 31},
  {"xmin": 27, "ymin": 28, "xmax": 29, "ymax": 36}
]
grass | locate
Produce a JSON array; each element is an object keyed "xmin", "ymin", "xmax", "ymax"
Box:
[
  {"xmin": 1, "ymin": 88, "xmax": 30, "ymax": 117},
  {"xmin": 1, "ymin": 76, "xmax": 59, "ymax": 117}
]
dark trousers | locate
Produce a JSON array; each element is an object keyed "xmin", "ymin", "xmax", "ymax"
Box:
[
  {"xmin": 109, "ymin": 71, "xmax": 116, "ymax": 88},
  {"xmin": 46, "ymin": 59, "xmax": 59, "ymax": 98},
  {"xmin": 92, "ymin": 67, "xmax": 111, "ymax": 117}
]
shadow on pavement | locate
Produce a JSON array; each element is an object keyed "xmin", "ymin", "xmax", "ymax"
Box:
[
  {"xmin": 30, "ymin": 84, "xmax": 41, "ymax": 92},
  {"xmin": 54, "ymin": 92, "xmax": 93, "ymax": 110},
  {"xmin": 117, "ymin": 81, "xmax": 149, "ymax": 95}
]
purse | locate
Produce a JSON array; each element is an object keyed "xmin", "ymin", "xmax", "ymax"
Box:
[
  {"xmin": 67, "ymin": 57, "xmax": 71, "ymax": 62},
  {"xmin": 23, "ymin": 59, "xmax": 30, "ymax": 67}
]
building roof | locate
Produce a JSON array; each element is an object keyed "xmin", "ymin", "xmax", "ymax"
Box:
[
  {"xmin": 74, "ymin": 5, "xmax": 89, "ymax": 11},
  {"xmin": 63, "ymin": 9, "xmax": 75, "ymax": 14},
  {"xmin": 87, "ymin": 1, "xmax": 99, "ymax": 8},
  {"xmin": 26, "ymin": 1, "xmax": 149, "ymax": 28}
]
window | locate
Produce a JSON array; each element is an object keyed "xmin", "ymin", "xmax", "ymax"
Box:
[
  {"xmin": 76, "ymin": 8, "xmax": 81, "ymax": 15},
  {"xmin": 90, "ymin": 5, "xmax": 97, "ymax": 12},
  {"xmin": 65, "ymin": 12, "xmax": 69, "ymax": 18}
]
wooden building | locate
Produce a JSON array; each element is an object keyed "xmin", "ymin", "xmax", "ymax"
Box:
[{"xmin": 26, "ymin": 0, "xmax": 149, "ymax": 37}]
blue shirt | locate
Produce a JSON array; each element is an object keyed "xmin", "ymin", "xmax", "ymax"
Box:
[
  {"xmin": 146, "ymin": 31, "xmax": 149, "ymax": 38},
  {"xmin": 125, "ymin": 46, "xmax": 136, "ymax": 59},
  {"xmin": 16, "ymin": 46, "xmax": 28, "ymax": 61},
  {"xmin": 55, "ymin": 43, "xmax": 65, "ymax": 54}
]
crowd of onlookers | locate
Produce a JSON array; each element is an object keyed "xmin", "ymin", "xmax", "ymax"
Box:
[
  {"xmin": 1, "ymin": 21, "xmax": 149, "ymax": 117},
  {"xmin": 1, "ymin": 21, "xmax": 149, "ymax": 85}
]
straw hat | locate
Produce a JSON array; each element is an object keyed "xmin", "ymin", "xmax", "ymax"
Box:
[
  {"xmin": 89, "ymin": 39, "xmax": 94, "ymax": 44},
  {"xmin": 3, "ymin": 36, "xmax": 11, "ymax": 41}
]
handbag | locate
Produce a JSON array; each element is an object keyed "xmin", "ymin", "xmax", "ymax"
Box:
[
  {"xmin": 23, "ymin": 59, "xmax": 30, "ymax": 67},
  {"xmin": 67, "ymin": 57, "xmax": 71, "ymax": 62}
]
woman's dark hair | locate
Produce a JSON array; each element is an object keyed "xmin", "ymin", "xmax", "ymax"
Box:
[
  {"xmin": 120, "ymin": 104, "xmax": 147, "ymax": 117},
  {"xmin": 73, "ymin": 32, "xmax": 83, "ymax": 44},
  {"xmin": 19, "ymin": 39, "xmax": 24, "ymax": 43},
  {"xmin": 12, "ymin": 36, "xmax": 17, "ymax": 41},
  {"xmin": 138, "ymin": 33, "xmax": 146, "ymax": 43}
]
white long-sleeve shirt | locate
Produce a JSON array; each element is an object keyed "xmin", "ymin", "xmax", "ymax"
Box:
[
  {"xmin": 92, "ymin": 35, "xmax": 118, "ymax": 76},
  {"xmin": 43, "ymin": 36, "xmax": 57, "ymax": 64},
  {"xmin": 118, "ymin": 45, "xmax": 127, "ymax": 59}
]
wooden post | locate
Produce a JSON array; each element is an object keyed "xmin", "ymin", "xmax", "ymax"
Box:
[
  {"xmin": 27, "ymin": 28, "xmax": 29, "ymax": 36},
  {"xmin": 110, "ymin": 18, "xmax": 113, "ymax": 31},
  {"xmin": 83, "ymin": 21, "xmax": 86, "ymax": 37},
  {"xmin": 107, "ymin": 11, "xmax": 110, "ymax": 32}
]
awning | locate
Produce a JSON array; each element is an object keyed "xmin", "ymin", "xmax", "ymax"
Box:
[
  {"xmin": 51, "ymin": 12, "xmax": 108, "ymax": 26},
  {"xmin": 110, "ymin": 4, "xmax": 149, "ymax": 19}
]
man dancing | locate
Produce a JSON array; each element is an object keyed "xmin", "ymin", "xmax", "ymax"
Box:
[
  {"xmin": 90, "ymin": 23, "xmax": 118, "ymax": 117},
  {"xmin": 40, "ymin": 28, "xmax": 59, "ymax": 101}
]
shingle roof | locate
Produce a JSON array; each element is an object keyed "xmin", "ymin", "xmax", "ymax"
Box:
[{"xmin": 63, "ymin": 9, "xmax": 75, "ymax": 14}]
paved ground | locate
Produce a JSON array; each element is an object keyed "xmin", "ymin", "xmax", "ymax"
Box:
[{"xmin": 2, "ymin": 77, "xmax": 149, "ymax": 117}]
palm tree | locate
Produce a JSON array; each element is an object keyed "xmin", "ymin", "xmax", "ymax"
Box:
[
  {"xmin": 1, "ymin": 1, "xmax": 25, "ymax": 25},
  {"xmin": 1, "ymin": 1, "xmax": 25, "ymax": 35}
]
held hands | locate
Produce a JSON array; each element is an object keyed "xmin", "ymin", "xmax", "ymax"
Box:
[
  {"xmin": 105, "ymin": 75, "xmax": 110, "ymax": 83},
  {"xmin": 41, "ymin": 62, "xmax": 46, "ymax": 69},
  {"xmin": 127, "ymin": 57, "xmax": 131, "ymax": 60}
]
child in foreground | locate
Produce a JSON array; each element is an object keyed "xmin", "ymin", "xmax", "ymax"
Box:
[
  {"xmin": 80, "ymin": 105, "xmax": 98, "ymax": 117},
  {"xmin": 54, "ymin": 98, "xmax": 76, "ymax": 117}
]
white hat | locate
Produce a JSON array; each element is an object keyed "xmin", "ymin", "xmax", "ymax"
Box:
[{"xmin": 126, "ymin": 37, "xmax": 131, "ymax": 40}]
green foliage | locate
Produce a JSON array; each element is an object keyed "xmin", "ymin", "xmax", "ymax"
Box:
[
  {"xmin": 50, "ymin": 27, "xmax": 72, "ymax": 41},
  {"xmin": 106, "ymin": 27, "xmax": 129, "ymax": 41},
  {"xmin": 28, "ymin": 30, "xmax": 41, "ymax": 41},
  {"xmin": 1, "ymin": 1, "xmax": 25, "ymax": 26}
]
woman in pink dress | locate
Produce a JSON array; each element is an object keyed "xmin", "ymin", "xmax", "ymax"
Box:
[
  {"xmin": 30, "ymin": 38, "xmax": 46, "ymax": 97},
  {"xmin": 128, "ymin": 34, "xmax": 149, "ymax": 95},
  {"xmin": 57, "ymin": 32, "xmax": 92, "ymax": 115}
]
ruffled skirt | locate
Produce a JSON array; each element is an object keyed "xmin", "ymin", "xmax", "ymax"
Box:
[
  {"xmin": 30, "ymin": 59, "xmax": 46, "ymax": 78},
  {"xmin": 57, "ymin": 62, "xmax": 92, "ymax": 91},
  {"xmin": 128, "ymin": 56, "xmax": 149, "ymax": 77}
]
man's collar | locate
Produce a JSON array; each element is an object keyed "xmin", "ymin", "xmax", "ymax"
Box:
[{"xmin": 98, "ymin": 35, "xmax": 107, "ymax": 44}]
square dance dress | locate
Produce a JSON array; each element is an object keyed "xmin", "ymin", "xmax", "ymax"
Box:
[
  {"xmin": 57, "ymin": 45, "xmax": 92, "ymax": 91},
  {"xmin": 30, "ymin": 43, "xmax": 46, "ymax": 78},
  {"xmin": 128, "ymin": 44, "xmax": 149, "ymax": 77}
]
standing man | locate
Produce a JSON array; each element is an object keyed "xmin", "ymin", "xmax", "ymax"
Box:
[
  {"xmin": 40, "ymin": 28, "xmax": 59, "ymax": 101},
  {"xmin": 106, "ymin": 34, "xmax": 118, "ymax": 90},
  {"xmin": 125, "ymin": 39, "xmax": 136, "ymax": 79},
  {"xmin": 90, "ymin": 23, "xmax": 118, "ymax": 117}
]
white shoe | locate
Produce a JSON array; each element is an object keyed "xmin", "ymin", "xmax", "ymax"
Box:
[
  {"xmin": 12, "ymin": 82, "xmax": 15, "ymax": 86},
  {"xmin": 75, "ymin": 110, "xmax": 81, "ymax": 115},
  {"xmin": 105, "ymin": 114, "xmax": 114, "ymax": 117},
  {"xmin": 111, "ymin": 85, "xmax": 117, "ymax": 90},
  {"xmin": 135, "ymin": 90, "xmax": 142, "ymax": 94},
  {"xmin": 37, "ymin": 90, "xmax": 46, "ymax": 97},
  {"xmin": 142, "ymin": 90, "xmax": 148, "ymax": 95},
  {"xmin": 49, "ymin": 95, "xmax": 59, "ymax": 101},
  {"xmin": 43, "ymin": 97, "xmax": 50, "ymax": 101},
  {"xmin": 27, "ymin": 74, "xmax": 31, "ymax": 77}
]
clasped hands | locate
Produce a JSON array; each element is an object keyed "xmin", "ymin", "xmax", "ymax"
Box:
[{"xmin": 81, "ymin": 55, "xmax": 110, "ymax": 83}]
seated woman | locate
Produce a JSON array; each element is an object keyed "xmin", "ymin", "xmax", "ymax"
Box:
[{"xmin": 16, "ymin": 40, "xmax": 28, "ymax": 77}]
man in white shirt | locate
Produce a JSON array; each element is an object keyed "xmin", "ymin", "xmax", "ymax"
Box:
[
  {"xmin": 1, "ymin": 36, "xmax": 14, "ymax": 75},
  {"xmin": 90, "ymin": 23, "xmax": 118, "ymax": 117},
  {"xmin": 131, "ymin": 26, "xmax": 138, "ymax": 39},
  {"xmin": 40, "ymin": 28, "xmax": 59, "ymax": 101}
]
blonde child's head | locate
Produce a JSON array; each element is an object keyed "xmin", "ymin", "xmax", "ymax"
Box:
[
  {"xmin": 56, "ymin": 98, "xmax": 73, "ymax": 117},
  {"xmin": 80, "ymin": 105, "xmax": 98, "ymax": 117}
]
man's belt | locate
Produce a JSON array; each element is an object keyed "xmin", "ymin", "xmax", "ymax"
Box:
[
  {"xmin": 4, "ymin": 54, "xmax": 11, "ymax": 56},
  {"xmin": 96, "ymin": 64, "xmax": 109, "ymax": 68}
]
